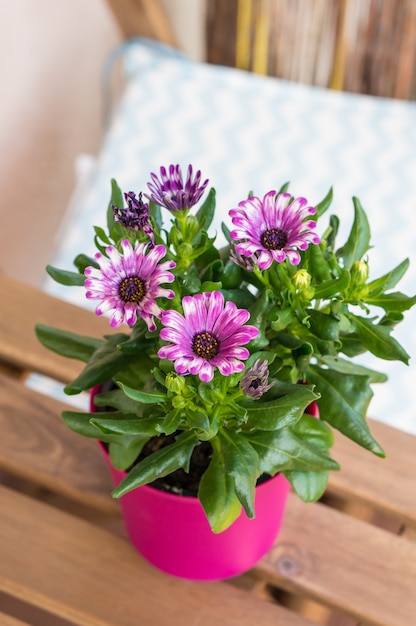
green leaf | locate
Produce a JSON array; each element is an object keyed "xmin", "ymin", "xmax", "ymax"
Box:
[
  {"xmin": 107, "ymin": 178, "xmax": 126, "ymax": 241},
  {"xmin": 315, "ymin": 187, "xmax": 333, "ymax": 218},
  {"xmin": 220, "ymin": 288, "xmax": 256, "ymax": 309},
  {"xmin": 195, "ymin": 187, "xmax": 216, "ymax": 231},
  {"xmin": 364, "ymin": 291, "xmax": 416, "ymax": 313},
  {"xmin": 62, "ymin": 410, "xmax": 143, "ymax": 448},
  {"xmin": 93, "ymin": 388, "xmax": 146, "ymax": 414},
  {"xmin": 307, "ymin": 308, "xmax": 340, "ymax": 342},
  {"xmin": 283, "ymin": 470, "xmax": 329, "ymax": 501},
  {"xmin": 108, "ymin": 438, "xmax": 148, "ymax": 470},
  {"xmin": 245, "ymin": 426, "xmax": 338, "ymax": 476},
  {"xmin": 46, "ymin": 265, "xmax": 85, "ymax": 287},
  {"xmin": 319, "ymin": 356, "xmax": 387, "ymax": 383},
  {"xmin": 62, "ymin": 410, "xmax": 104, "ymax": 438},
  {"xmin": 149, "ymin": 200, "xmax": 162, "ymax": 229},
  {"xmin": 367, "ymin": 258, "xmax": 410, "ymax": 295},
  {"xmin": 112, "ymin": 432, "xmax": 199, "ymax": 498},
  {"xmin": 35, "ymin": 324, "xmax": 103, "ymax": 362},
  {"xmin": 348, "ymin": 313, "xmax": 410, "ymax": 363},
  {"xmin": 90, "ymin": 416, "xmax": 163, "ymax": 437},
  {"xmin": 244, "ymin": 384, "xmax": 319, "ymax": 431},
  {"xmin": 64, "ymin": 333, "xmax": 136, "ymax": 394},
  {"xmin": 313, "ymin": 269, "xmax": 350, "ymax": 299},
  {"xmin": 217, "ymin": 430, "xmax": 260, "ymax": 518},
  {"xmin": 94, "ymin": 225, "xmax": 111, "ymax": 245},
  {"xmin": 116, "ymin": 381, "xmax": 167, "ymax": 404},
  {"xmin": 336, "ymin": 197, "xmax": 371, "ymax": 269},
  {"xmin": 307, "ymin": 365, "xmax": 385, "ymax": 456},
  {"xmin": 307, "ymin": 243, "xmax": 331, "ymax": 282},
  {"xmin": 198, "ymin": 442, "xmax": 243, "ymax": 533},
  {"xmin": 74, "ymin": 254, "xmax": 99, "ymax": 273}
]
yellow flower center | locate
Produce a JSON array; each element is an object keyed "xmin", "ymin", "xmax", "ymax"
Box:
[
  {"xmin": 192, "ymin": 331, "xmax": 219, "ymax": 360},
  {"xmin": 119, "ymin": 276, "xmax": 146, "ymax": 303}
]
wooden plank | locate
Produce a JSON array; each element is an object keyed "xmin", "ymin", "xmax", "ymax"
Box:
[
  {"xmin": 0, "ymin": 274, "xmax": 108, "ymax": 381},
  {"xmin": 254, "ymin": 494, "xmax": 416, "ymax": 626},
  {"xmin": 0, "ymin": 485, "xmax": 315, "ymax": 626},
  {"xmin": 328, "ymin": 418, "xmax": 416, "ymax": 525},
  {"xmin": 106, "ymin": 0, "xmax": 177, "ymax": 47},
  {"xmin": 0, "ymin": 613, "xmax": 31, "ymax": 626},
  {"xmin": 0, "ymin": 374, "xmax": 117, "ymax": 513}
]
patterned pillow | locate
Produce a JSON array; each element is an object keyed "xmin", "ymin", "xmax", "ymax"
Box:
[{"xmin": 44, "ymin": 38, "xmax": 416, "ymax": 433}]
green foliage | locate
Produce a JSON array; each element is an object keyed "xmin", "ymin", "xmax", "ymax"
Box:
[{"xmin": 37, "ymin": 175, "xmax": 416, "ymax": 534}]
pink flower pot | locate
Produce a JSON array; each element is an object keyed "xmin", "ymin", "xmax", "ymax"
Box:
[{"xmin": 90, "ymin": 388, "xmax": 311, "ymax": 581}]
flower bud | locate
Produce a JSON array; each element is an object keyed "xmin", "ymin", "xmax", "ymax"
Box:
[
  {"xmin": 165, "ymin": 372, "xmax": 186, "ymax": 394},
  {"xmin": 350, "ymin": 261, "xmax": 369, "ymax": 286},
  {"xmin": 240, "ymin": 359, "xmax": 274, "ymax": 399},
  {"xmin": 293, "ymin": 269, "xmax": 311, "ymax": 290}
]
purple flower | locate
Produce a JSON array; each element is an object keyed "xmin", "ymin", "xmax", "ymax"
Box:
[
  {"xmin": 146, "ymin": 164, "xmax": 209, "ymax": 212},
  {"xmin": 229, "ymin": 191, "xmax": 320, "ymax": 268},
  {"xmin": 84, "ymin": 240, "xmax": 175, "ymax": 331},
  {"xmin": 158, "ymin": 291, "xmax": 258, "ymax": 382},
  {"xmin": 240, "ymin": 358, "xmax": 274, "ymax": 399},
  {"xmin": 113, "ymin": 191, "xmax": 154, "ymax": 244}
]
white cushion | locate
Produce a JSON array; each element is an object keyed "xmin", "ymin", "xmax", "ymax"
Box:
[{"xmin": 44, "ymin": 39, "xmax": 416, "ymax": 433}]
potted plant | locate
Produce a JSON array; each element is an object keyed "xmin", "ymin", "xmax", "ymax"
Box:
[{"xmin": 36, "ymin": 164, "xmax": 415, "ymax": 580}]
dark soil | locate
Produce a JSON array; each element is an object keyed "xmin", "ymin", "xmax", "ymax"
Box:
[{"xmin": 136, "ymin": 434, "xmax": 213, "ymax": 497}]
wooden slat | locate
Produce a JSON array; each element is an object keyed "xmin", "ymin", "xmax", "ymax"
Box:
[
  {"xmin": 0, "ymin": 613, "xmax": 31, "ymax": 626},
  {"xmin": 254, "ymin": 494, "xmax": 416, "ymax": 626},
  {"xmin": 106, "ymin": 0, "xmax": 177, "ymax": 47},
  {"xmin": 328, "ymin": 418, "xmax": 416, "ymax": 525},
  {"xmin": 0, "ymin": 374, "xmax": 116, "ymax": 513},
  {"xmin": 0, "ymin": 485, "xmax": 315, "ymax": 626},
  {"xmin": 0, "ymin": 274, "xmax": 108, "ymax": 381}
]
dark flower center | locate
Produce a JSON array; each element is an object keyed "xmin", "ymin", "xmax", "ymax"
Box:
[
  {"xmin": 260, "ymin": 228, "xmax": 288, "ymax": 250},
  {"xmin": 192, "ymin": 331, "xmax": 220, "ymax": 360},
  {"xmin": 119, "ymin": 276, "xmax": 146, "ymax": 303}
]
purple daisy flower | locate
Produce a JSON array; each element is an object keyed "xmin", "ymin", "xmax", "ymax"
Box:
[
  {"xmin": 84, "ymin": 240, "xmax": 175, "ymax": 331},
  {"xmin": 146, "ymin": 164, "xmax": 209, "ymax": 212},
  {"xmin": 158, "ymin": 291, "xmax": 258, "ymax": 382},
  {"xmin": 229, "ymin": 191, "xmax": 320, "ymax": 268}
]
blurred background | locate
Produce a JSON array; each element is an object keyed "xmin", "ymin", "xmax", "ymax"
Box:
[{"xmin": 0, "ymin": 0, "xmax": 414, "ymax": 287}]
